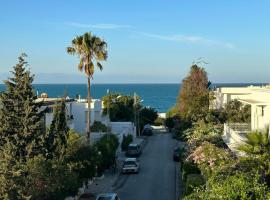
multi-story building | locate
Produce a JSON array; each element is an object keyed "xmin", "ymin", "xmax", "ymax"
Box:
[{"xmin": 211, "ymin": 85, "xmax": 270, "ymax": 153}]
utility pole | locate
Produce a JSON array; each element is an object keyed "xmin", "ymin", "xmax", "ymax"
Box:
[
  {"xmin": 107, "ymin": 89, "xmax": 110, "ymax": 134},
  {"xmin": 134, "ymin": 92, "xmax": 137, "ymax": 136}
]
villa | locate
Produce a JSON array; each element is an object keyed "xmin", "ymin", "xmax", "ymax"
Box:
[
  {"xmin": 212, "ymin": 85, "xmax": 270, "ymax": 153},
  {"xmin": 38, "ymin": 94, "xmax": 136, "ymax": 144}
]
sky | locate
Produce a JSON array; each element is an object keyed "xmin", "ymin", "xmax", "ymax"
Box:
[{"xmin": 0, "ymin": 0, "xmax": 269, "ymax": 83}]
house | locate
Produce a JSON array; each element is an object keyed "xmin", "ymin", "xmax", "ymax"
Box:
[
  {"xmin": 38, "ymin": 96, "xmax": 108, "ymax": 133},
  {"xmin": 38, "ymin": 96, "xmax": 136, "ymax": 144},
  {"xmin": 211, "ymin": 85, "xmax": 270, "ymax": 153}
]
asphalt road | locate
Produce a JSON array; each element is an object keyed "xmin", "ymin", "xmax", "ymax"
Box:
[{"xmin": 114, "ymin": 132, "xmax": 178, "ymax": 200}]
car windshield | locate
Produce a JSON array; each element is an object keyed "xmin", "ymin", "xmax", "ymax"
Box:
[
  {"xmin": 124, "ymin": 161, "xmax": 136, "ymax": 166},
  {"xmin": 128, "ymin": 146, "xmax": 138, "ymax": 150}
]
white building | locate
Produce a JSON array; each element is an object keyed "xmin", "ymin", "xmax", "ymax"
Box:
[
  {"xmin": 212, "ymin": 85, "xmax": 270, "ymax": 153},
  {"xmin": 38, "ymin": 97, "xmax": 136, "ymax": 144}
]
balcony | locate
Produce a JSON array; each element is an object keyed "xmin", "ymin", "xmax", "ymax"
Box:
[{"xmin": 223, "ymin": 123, "xmax": 251, "ymax": 154}]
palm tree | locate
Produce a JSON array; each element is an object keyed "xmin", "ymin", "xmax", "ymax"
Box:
[
  {"xmin": 238, "ymin": 130, "xmax": 270, "ymax": 185},
  {"xmin": 238, "ymin": 130, "xmax": 270, "ymax": 156},
  {"xmin": 67, "ymin": 32, "xmax": 107, "ymax": 142}
]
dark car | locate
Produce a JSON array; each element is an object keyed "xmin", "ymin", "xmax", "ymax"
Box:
[
  {"xmin": 173, "ymin": 147, "xmax": 183, "ymax": 162},
  {"xmin": 142, "ymin": 127, "xmax": 153, "ymax": 136},
  {"xmin": 126, "ymin": 143, "xmax": 142, "ymax": 157}
]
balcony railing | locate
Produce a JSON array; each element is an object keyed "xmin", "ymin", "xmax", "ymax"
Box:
[{"xmin": 223, "ymin": 123, "xmax": 251, "ymax": 147}]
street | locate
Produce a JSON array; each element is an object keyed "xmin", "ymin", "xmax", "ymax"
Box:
[{"xmin": 114, "ymin": 131, "xmax": 179, "ymax": 200}]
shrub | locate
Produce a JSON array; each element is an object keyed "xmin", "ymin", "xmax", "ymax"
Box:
[
  {"xmin": 164, "ymin": 117, "xmax": 175, "ymax": 132},
  {"xmin": 154, "ymin": 117, "xmax": 164, "ymax": 126},
  {"xmin": 182, "ymin": 161, "xmax": 201, "ymax": 182},
  {"xmin": 185, "ymin": 174, "xmax": 204, "ymax": 195},
  {"xmin": 91, "ymin": 121, "xmax": 108, "ymax": 132},
  {"xmin": 121, "ymin": 134, "xmax": 133, "ymax": 151},
  {"xmin": 25, "ymin": 156, "xmax": 80, "ymax": 200},
  {"xmin": 188, "ymin": 141, "xmax": 234, "ymax": 178},
  {"xmin": 94, "ymin": 134, "xmax": 119, "ymax": 173},
  {"xmin": 183, "ymin": 173, "xmax": 270, "ymax": 200}
]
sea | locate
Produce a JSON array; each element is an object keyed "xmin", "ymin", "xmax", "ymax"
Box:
[{"xmin": 0, "ymin": 83, "xmax": 266, "ymax": 113}]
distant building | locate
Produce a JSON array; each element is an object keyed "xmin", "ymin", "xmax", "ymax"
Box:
[
  {"xmin": 211, "ymin": 85, "xmax": 270, "ymax": 154},
  {"xmin": 38, "ymin": 95, "xmax": 136, "ymax": 144},
  {"xmin": 38, "ymin": 97, "xmax": 107, "ymax": 133}
]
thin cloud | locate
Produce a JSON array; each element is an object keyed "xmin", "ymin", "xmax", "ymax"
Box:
[
  {"xmin": 64, "ymin": 22, "xmax": 133, "ymax": 29},
  {"xmin": 140, "ymin": 32, "xmax": 235, "ymax": 49}
]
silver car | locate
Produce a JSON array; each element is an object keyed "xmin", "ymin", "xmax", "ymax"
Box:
[
  {"xmin": 122, "ymin": 158, "xmax": 140, "ymax": 174},
  {"xmin": 96, "ymin": 193, "xmax": 120, "ymax": 200}
]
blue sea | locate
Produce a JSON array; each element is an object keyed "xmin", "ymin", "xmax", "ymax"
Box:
[{"xmin": 0, "ymin": 83, "xmax": 266, "ymax": 112}]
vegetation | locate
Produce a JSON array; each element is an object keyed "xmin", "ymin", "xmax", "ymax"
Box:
[
  {"xmin": 91, "ymin": 121, "xmax": 108, "ymax": 132},
  {"xmin": 102, "ymin": 93, "xmax": 138, "ymax": 122},
  {"xmin": 67, "ymin": 32, "xmax": 108, "ymax": 142},
  {"xmin": 169, "ymin": 64, "xmax": 270, "ymax": 198},
  {"xmin": 177, "ymin": 64, "xmax": 211, "ymax": 122},
  {"xmin": 223, "ymin": 99, "xmax": 251, "ymax": 123},
  {"xmin": 0, "ymin": 55, "xmax": 118, "ymax": 199},
  {"xmin": 121, "ymin": 134, "xmax": 133, "ymax": 151}
]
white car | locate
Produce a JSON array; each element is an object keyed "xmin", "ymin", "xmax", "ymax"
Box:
[
  {"xmin": 96, "ymin": 193, "xmax": 120, "ymax": 200},
  {"xmin": 122, "ymin": 158, "xmax": 140, "ymax": 174}
]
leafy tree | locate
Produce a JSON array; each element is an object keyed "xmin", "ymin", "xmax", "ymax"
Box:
[
  {"xmin": 223, "ymin": 100, "xmax": 251, "ymax": 123},
  {"xmin": 91, "ymin": 121, "xmax": 108, "ymax": 132},
  {"xmin": 0, "ymin": 54, "xmax": 45, "ymax": 159},
  {"xmin": 67, "ymin": 32, "xmax": 108, "ymax": 142},
  {"xmin": 121, "ymin": 134, "xmax": 133, "ymax": 151},
  {"xmin": 25, "ymin": 155, "xmax": 79, "ymax": 200},
  {"xmin": 164, "ymin": 117, "xmax": 175, "ymax": 132},
  {"xmin": 102, "ymin": 93, "xmax": 140, "ymax": 122},
  {"xmin": 139, "ymin": 107, "xmax": 158, "ymax": 126},
  {"xmin": 177, "ymin": 65, "xmax": 210, "ymax": 122},
  {"xmin": 45, "ymin": 100, "xmax": 69, "ymax": 159}
]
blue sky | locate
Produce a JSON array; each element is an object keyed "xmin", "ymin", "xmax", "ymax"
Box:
[{"xmin": 0, "ymin": 0, "xmax": 269, "ymax": 83}]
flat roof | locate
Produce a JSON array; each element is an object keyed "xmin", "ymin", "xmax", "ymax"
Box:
[{"xmin": 238, "ymin": 98, "xmax": 269, "ymax": 105}]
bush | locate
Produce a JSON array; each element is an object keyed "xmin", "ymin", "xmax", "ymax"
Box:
[
  {"xmin": 185, "ymin": 174, "xmax": 204, "ymax": 195},
  {"xmin": 154, "ymin": 117, "xmax": 164, "ymax": 126},
  {"xmin": 94, "ymin": 134, "xmax": 119, "ymax": 173},
  {"xmin": 164, "ymin": 117, "xmax": 175, "ymax": 132},
  {"xmin": 188, "ymin": 141, "xmax": 234, "ymax": 178},
  {"xmin": 25, "ymin": 156, "xmax": 80, "ymax": 200},
  {"xmin": 183, "ymin": 173, "xmax": 270, "ymax": 200},
  {"xmin": 91, "ymin": 121, "xmax": 108, "ymax": 132},
  {"xmin": 182, "ymin": 161, "xmax": 201, "ymax": 182},
  {"xmin": 121, "ymin": 134, "xmax": 133, "ymax": 151}
]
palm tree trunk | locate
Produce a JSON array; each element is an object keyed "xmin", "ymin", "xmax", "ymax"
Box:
[{"xmin": 87, "ymin": 76, "xmax": 91, "ymax": 143}]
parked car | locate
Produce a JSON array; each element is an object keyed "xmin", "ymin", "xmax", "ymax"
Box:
[
  {"xmin": 96, "ymin": 193, "xmax": 120, "ymax": 200},
  {"xmin": 126, "ymin": 143, "xmax": 142, "ymax": 157},
  {"xmin": 173, "ymin": 147, "xmax": 182, "ymax": 162},
  {"xmin": 122, "ymin": 157, "xmax": 140, "ymax": 174},
  {"xmin": 142, "ymin": 127, "xmax": 153, "ymax": 136}
]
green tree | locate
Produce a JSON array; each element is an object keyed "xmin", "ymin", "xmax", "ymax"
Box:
[
  {"xmin": 0, "ymin": 140, "xmax": 28, "ymax": 200},
  {"xmin": 177, "ymin": 64, "xmax": 210, "ymax": 121},
  {"xmin": 45, "ymin": 100, "xmax": 69, "ymax": 159},
  {"xmin": 139, "ymin": 107, "xmax": 158, "ymax": 126},
  {"xmin": 238, "ymin": 130, "xmax": 270, "ymax": 185},
  {"xmin": 0, "ymin": 53, "xmax": 45, "ymax": 159},
  {"xmin": 102, "ymin": 93, "xmax": 140, "ymax": 122},
  {"xmin": 223, "ymin": 100, "xmax": 251, "ymax": 123},
  {"xmin": 67, "ymin": 32, "xmax": 108, "ymax": 142}
]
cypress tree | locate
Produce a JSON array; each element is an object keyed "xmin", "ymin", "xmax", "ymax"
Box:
[
  {"xmin": 45, "ymin": 99, "xmax": 69, "ymax": 159},
  {"xmin": 0, "ymin": 53, "xmax": 45, "ymax": 160}
]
